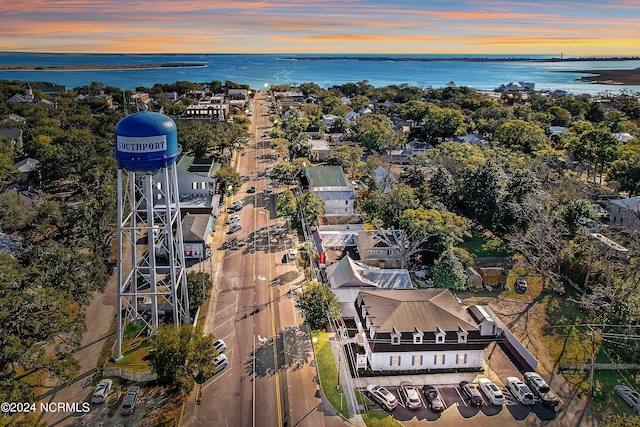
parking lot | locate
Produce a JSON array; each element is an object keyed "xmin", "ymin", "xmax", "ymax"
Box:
[{"xmin": 362, "ymin": 382, "xmax": 557, "ymax": 423}]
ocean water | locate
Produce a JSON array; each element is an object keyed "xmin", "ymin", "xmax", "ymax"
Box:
[{"xmin": 0, "ymin": 52, "xmax": 639, "ymax": 95}]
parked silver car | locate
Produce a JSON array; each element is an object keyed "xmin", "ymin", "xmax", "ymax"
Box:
[{"xmin": 614, "ymin": 385, "xmax": 640, "ymax": 413}]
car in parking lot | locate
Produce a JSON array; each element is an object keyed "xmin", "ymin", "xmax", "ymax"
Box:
[
  {"xmin": 422, "ymin": 384, "xmax": 445, "ymax": 411},
  {"xmin": 227, "ymin": 215, "xmax": 241, "ymax": 224},
  {"xmin": 459, "ymin": 381, "xmax": 483, "ymax": 407},
  {"xmin": 367, "ymin": 384, "xmax": 399, "ymax": 411},
  {"xmin": 120, "ymin": 386, "xmax": 141, "ymax": 415},
  {"xmin": 524, "ymin": 372, "xmax": 560, "ymax": 408},
  {"xmin": 614, "ymin": 385, "xmax": 640, "ymax": 413},
  {"xmin": 477, "ymin": 378, "xmax": 505, "ymax": 405},
  {"xmin": 91, "ymin": 379, "xmax": 113, "ymax": 404},
  {"xmin": 398, "ymin": 381, "xmax": 422, "ymax": 409},
  {"xmin": 506, "ymin": 376, "xmax": 535, "ymax": 405},
  {"xmin": 213, "ymin": 354, "xmax": 229, "ymax": 375},
  {"xmin": 287, "ymin": 248, "xmax": 296, "ymax": 261},
  {"xmin": 247, "ymin": 186, "xmax": 256, "ymax": 193},
  {"xmin": 227, "ymin": 224, "xmax": 243, "ymax": 234},
  {"xmin": 264, "ymin": 185, "xmax": 273, "ymax": 193},
  {"xmin": 213, "ymin": 339, "xmax": 227, "ymax": 354}
]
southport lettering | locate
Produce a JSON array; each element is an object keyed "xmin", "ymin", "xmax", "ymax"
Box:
[{"xmin": 117, "ymin": 135, "xmax": 167, "ymax": 153}]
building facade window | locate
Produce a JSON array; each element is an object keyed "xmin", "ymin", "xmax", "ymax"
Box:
[
  {"xmin": 456, "ymin": 353, "xmax": 467, "ymax": 364},
  {"xmin": 412, "ymin": 355, "xmax": 423, "ymax": 366},
  {"xmin": 434, "ymin": 354, "xmax": 445, "ymax": 365},
  {"xmin": 390, "ymin": 355, "xmax": 401, "ymax": 366}
]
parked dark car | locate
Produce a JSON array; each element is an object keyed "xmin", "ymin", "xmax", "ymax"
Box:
[
  {"xmin": 247, "ymin": 186, "xmax": 256, "ymax": 193},
  {"xmin": 120, "ymin": 386, "xmax": 140, "ymax": 415},
  {"xmin": 524, "ymin": 372, "xmax": 561, "ymax": 408},
  {"xmin": 422, "ymin": 384, "xmax": 445, "ymax": 411},
  {"xmin": 459, "ymin": 381, "xmax": 483, "ymax": 407}
]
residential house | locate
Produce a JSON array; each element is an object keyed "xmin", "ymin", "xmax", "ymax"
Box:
[
  {"xmin": 388, "ymin": 141, "xmax": 433, "ymax": 164},
  {"xmin": 227, "ymin": 89, "xmax": 248, "ymax": 99},
  {"xmin": 613, "ymin": 133, "xmax": 634, "ymax": 143},
  {"xmin": 0, "ymin": 128, "xmax": 24, "ymax": 150},
  {"xmin": 310, "ymin": 139, "xmax": 331, "ymax": 160},
  {"xmin": 354, "ymin": 289, "xmax": 496, "ymax": 372},
  {"xmin": 356, "ymin": 229, "xmax": 404, "ymax": 269},
  {"xmin": 181, "ymin": 213, "xmax": 213, "ymax": 259},
  {"xmin": 453, "ymin": 134, "xmax": 489, "ymax": 145},
  {"xmin": 152, "ymin": 155, "xmax": 220, "ymax": 216},
  {"xmin": 303, "ymin": 166, "xmax": 355, "ymax": 215},
  {"xmin": 495, "ymin": 82, "xmax": 535, "ymax": 92},
  {"xmin": 326, "ymin": 255, "xmax": 414, "ymax": 316},
  {"xmin": 0, "ymin": 232, "xmax": 21, "ymax": 258},
  {"xmin": 1, "ymin": 114, "xmax": 25, "ymax": 125},
  {"xmin": 14, "ymin": 158, "xmax": 39, "ymax": 183},
  {"xmin": 33, "ymin": 84, "xmax": 66, "ymax": 97},
  {"xmin": 278, "ymin": 100, "xmax": 302, "ymax": 114},
  {"xmin": 549, "ymin": 126, "xmax": 569, "ymax": 136},
  {"xmin": 321, "ymin": 114, "xmax": 339, "ymax": 130},
  {"xmin": 7, "ymin": 94, "xmax": 28, "ymax": 104},
  {"xmin": 374, "ymin": 166, "xmax": 397, "ymax": 193},
  {"xmin": 35, "ymin": 99, "xmax": 55, "ymax": 109},
  {"xmin": 608, "ymin": 197, "xmax": 640, "ymax": 229},
  {"xmin": 345, "ymin": 111, "xmax": 359, "ymax": 124}
]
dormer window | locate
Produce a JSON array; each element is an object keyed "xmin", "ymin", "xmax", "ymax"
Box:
[
  {"xmin": 457, "ymin": 326, "xmax": 468, "ymax": 343},
  {"xmin": 435, "ymin": 326, "xmax": 446, "ymax": 344},
  {"xmin": 413, "ymin": 327, "xmax": 424, "ymax": 344},
  {"xmin": 391, "ymin": 328, "xmax": 401, "ymax": 345}
]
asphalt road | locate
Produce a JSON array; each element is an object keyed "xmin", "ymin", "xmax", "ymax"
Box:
[{"xmin": 183, "ymin": 92, "xmax": 324, "ymax": 427}]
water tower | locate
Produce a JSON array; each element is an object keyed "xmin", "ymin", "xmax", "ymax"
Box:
[{"xmin": 114, "ymin": 108, "xmax": 190, "ymax": 359}]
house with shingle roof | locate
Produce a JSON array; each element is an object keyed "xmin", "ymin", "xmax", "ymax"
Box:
[
  {"xmin": 326, "ymin": 255, "xmax": 413, "ymax": 316},
  {"xmin": 608, "ymin": 196, "xmax": 640, "ymax": 229},
  {"xmin": 355, "ymin": 229, "xmax": 404, "ymax": 268},
  {"xmin": 354, "ymin": 289, "xmax": 496, "ymax": 372}
]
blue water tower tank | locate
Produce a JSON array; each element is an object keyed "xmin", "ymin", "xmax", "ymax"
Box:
[{"xmin": 114, "ymin": 109, "xmax": 181, "ymax": 172}]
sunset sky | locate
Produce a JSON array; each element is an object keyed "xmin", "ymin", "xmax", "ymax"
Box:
[{"xmin": 1, "ymin": 0, "xmax": 639, "ymax": 55}]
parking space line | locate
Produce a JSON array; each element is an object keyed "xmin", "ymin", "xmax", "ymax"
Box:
[
  {"xmin": 202, "ymin": 348, "xmax": 233, "ymax": 391},
  {"xmin": 435, "ymin": 386, "xmax": 448, "ymax": 409},
  {"xmin": 455, "ymin": 387, "xmax": 467, "ymax": 407}
]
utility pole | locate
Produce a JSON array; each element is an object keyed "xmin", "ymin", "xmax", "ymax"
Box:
[{"xmin": 588, "ymin": 326, "xmax": 596, "ymax": 395}]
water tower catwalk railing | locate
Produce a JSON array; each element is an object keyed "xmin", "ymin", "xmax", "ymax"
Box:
[{"xmin": 114, "ymin": 110, "xmax": 190, "ymax": 360}]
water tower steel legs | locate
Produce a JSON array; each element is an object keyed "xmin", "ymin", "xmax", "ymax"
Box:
[{"xmin": 115, "ymin": 165, "xmax": 190, "ymax": 360}]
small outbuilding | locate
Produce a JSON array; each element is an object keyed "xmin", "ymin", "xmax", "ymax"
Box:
[
  {"xmin": 478, "ymin": 267, "xmax": 507, "ymax": 287},
  {"xmin": 465, "ymin": 267, "xmax": 483, "ymax": 289}
]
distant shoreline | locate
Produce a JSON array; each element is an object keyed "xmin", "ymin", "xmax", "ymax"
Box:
[
  {"xmin": 571, "ymin": 68, "xmax": 640, "ymax": 85},
  {"xmin": 277, "ymin": 56, "xmax": 640, "ymax": 63},
  {"xmin": 0, "ymin": 62, "xmax": 207, "ymax": 71}
]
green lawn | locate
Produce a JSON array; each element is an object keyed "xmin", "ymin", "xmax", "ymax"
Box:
[
  {"xmin": 361, "ymin": 409, "xmax": 403, "ymax": 427},
  {"xmin": 312, "ymin": 331, "xmax": 349, "ymax": 419},
  {"xmin": 459, "ymin": 230, "xmax": 512, "ymax": 258}
]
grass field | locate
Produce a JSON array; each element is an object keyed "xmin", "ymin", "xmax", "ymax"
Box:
[
  {"xmin": 312, "ymin": 330, "xmax": 350, "ymax": 419},
  {"xmin": 459, "ymin": 229, "xmax": 512, "ymax": 258}
]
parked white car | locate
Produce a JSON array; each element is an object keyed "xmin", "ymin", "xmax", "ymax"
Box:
[
  {"xmin": 91, "ymin": 379, "xmax": 113, "ymax": 404},
  {"xmin": 227, "ymin": 215, "xmax": 241, "ymax": 224},
  {"xmin": 213, "ymin": 339, "xmax": 227, "ymax": 354},
  {"xmin": 367, "ymin": 384, "xmax": 398, "ymax": 411},
  {"xmin": 213, "ymin": 354, "xmax": 229, "ymax": 375},
  {"xmin": 506, "ymin": 376, "xmax": 535, "ymax": 405},
  {"xmin": 478, "ymin": 378, "xmax": 505, "ymax": 405}
]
